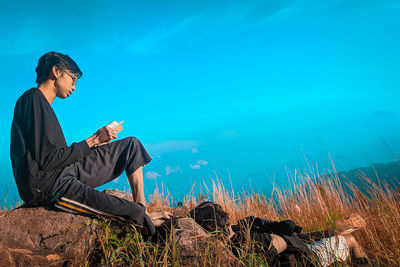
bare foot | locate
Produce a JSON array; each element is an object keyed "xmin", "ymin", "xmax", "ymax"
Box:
[{"xmin": 146, "ymin": 211, "xmax": 172, "ymax": 227}]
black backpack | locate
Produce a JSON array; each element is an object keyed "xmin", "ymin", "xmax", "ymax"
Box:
[{"xmin": 189, "ymin": 201, "xmax": 230, "ymax": 235}]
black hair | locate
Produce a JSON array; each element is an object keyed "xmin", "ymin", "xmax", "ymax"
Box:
[{"xmin": 35, "ymin": 51, "xmax": 83, "ymax": 84}]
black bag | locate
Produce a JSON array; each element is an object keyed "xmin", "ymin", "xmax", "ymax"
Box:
[{"xmin": 189, "ymin": 201, "xmax": 230, "ymax": 235}]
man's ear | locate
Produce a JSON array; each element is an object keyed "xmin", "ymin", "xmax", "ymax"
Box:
[{"xmin": 50, "ymin": 66, "xmax": 61, "ymax": 79}]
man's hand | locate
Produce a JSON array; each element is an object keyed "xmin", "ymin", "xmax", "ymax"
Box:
[
  {"xmin": 86, "ymin": 126, "xmax": 119, "ymax": 148},
  {"xmin": 146, "ymin": 211, "xmax": 172, "ymax": 227},
  {"xmin": 95, "ymin": 126, "xmax": 118, "ymax": 144}
]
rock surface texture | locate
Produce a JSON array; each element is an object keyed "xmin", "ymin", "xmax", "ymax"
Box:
[
  {"xmin": 0, "ymin": 191, "xmax": 239, "ymax": 266},
  {"xmin": 163, "ymin": 218, "xmax": 239, "ymax": 266},
  {"xmin": 0, "ymin": 207, "xmax": 97, "ymax": 267}
]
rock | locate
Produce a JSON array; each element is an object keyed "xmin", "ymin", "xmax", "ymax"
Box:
[
  {"xmin": 174, "ymin": 217, "xmax": 209, "ymax": 249},
  {"xmin": 0, "ymin": 207, "xmax": 98, "ymax": 266},
  {"xmin": 0, "ymin": 195, "xmax": 240, "ymax": 266},
  {"xmin": 159, "ymin": 218, "xmax": 240, "ymax": 266}
]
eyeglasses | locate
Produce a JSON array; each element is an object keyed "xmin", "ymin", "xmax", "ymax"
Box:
[{"xmin": 63, "ymin": 70, "xmax": 78, "ymax": 85}]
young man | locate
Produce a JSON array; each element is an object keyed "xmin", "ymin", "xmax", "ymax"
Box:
[
  {"xmin": 10, "ymin": 51, "xmax": 170, "ymax": 235},
  {"xmin": 190, "ymin": 203, "xmax": 370, "ymax": 266}
]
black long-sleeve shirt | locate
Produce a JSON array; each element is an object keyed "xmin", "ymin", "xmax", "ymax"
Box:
[{"xmin": 10, "ymin": 88, "xmax": 91, "ymax": 205}]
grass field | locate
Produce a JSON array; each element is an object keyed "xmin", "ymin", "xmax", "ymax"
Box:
[{"xmin": 82, "ymin": 166, "xmax": 400, "ymax": 266}]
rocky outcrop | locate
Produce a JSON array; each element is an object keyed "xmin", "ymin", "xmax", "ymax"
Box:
[
  {"xmin": 159, "ymin": 217, "xmax": 239, "ymax": 266},
  {"xmin": 0, "ymin": 207, "xmax": 98, "ymax": 266},
  {"xmin": 0, "ymin": 191, "xmax": 239, "ymax": 266}
]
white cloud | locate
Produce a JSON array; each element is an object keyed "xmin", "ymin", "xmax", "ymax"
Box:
[
  {"xmin": 190, "ymin": 164, "xmax": 201, "ymax": 170},
  {"xmin": 197, "ymin": 160, "xmax": 208, "ymax": 166},
  {"xmin": 145, "ymin": 171, "xmax": 161, "ymax": 179},
  {"xmin": 147, "ymin": 140, "xmax": 200, "ymax": 155},
  {"xmin": 191, "ymin": 148, "xmax": 198, "ymax": 153},
  {"xmin": 190, "ymin": 159, "xmax": 209, "ymax": 170},
  {"xmin": 165, "ymin": 165, "xmax": 183, "ymax": 175}
]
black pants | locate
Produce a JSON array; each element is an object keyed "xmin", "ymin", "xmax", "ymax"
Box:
[{"xmin": 50, "ymin": 137, "xmax": 155, "ymax": 235}]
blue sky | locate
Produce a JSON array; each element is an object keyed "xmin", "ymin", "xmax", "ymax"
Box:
[{"xmin": 1, "ymin": 0, "xmax": 400, "ymax": 205}]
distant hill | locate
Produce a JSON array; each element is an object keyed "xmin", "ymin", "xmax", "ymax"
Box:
[{"xmin": 321, "ymin": 161, "xmax": 400, "ymax": 191}]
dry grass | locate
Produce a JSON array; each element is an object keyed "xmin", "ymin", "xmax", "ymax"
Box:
[
  {"xmin": 3, "ymin": 164, "xmax": 398, "ymax": 265},
  {"xmin": 135, "ymin": 168, "xmax": 400, "ymax": 266}
]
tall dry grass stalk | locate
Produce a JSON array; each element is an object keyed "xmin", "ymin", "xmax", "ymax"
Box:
[{"xmin": 145, "ymin": 168, "xmax": 400, "ymax": 266}]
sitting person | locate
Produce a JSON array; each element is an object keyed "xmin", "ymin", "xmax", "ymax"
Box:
[
  {"xmin": 189, "ymin": 202, "xmax": 370, "ymax": 266},
  {"xmin": 10, "ymin": 51, "xmax": 171, "ymax": 236}
]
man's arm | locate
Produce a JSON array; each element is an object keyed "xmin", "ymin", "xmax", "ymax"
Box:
[
  {"xmin": 17, "ymin": 92, "xmax": 120, "ymax": 171},
  {"xmin": 85, "ymin": 135, "xmax": 99, "ymax": 148},
  {"xmin": 40, "ymin": 126, "xmax": 118, "ymax": 170}
]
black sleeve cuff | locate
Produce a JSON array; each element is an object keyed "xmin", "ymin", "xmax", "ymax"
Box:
[{"xmin": 76, "ymin": 140, "xmax": 91, "ymax": 157}]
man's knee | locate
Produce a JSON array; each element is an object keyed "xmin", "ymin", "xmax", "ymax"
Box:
[
  {"xmin": 119, "ymin": 136, "xmax": 137, "ymax": 144},
  {"xmin": 115, "ymin": 136, "xmax": 140, "ymax": 151},
  {"xmin": 341, "ymin": 234, "xmax": 357, "ymax": 248},
  {"xmin": 125, "ymin": 136, "xmax": 140, "ymax": 147}
]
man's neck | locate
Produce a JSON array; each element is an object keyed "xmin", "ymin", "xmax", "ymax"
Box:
[{"xmin": 38, "ymin": 80, "xmax": 56, "ymax": 105}]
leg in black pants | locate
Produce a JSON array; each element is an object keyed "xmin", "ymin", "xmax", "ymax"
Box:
[{"xmin": 50, "ymin": 137, "xmax": 155, "ymax": 235}]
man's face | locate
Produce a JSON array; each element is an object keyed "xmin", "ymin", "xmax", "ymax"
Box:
[{"xmin": 55, "ymin": 69, "xmax": 78, "ymax": 99}]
